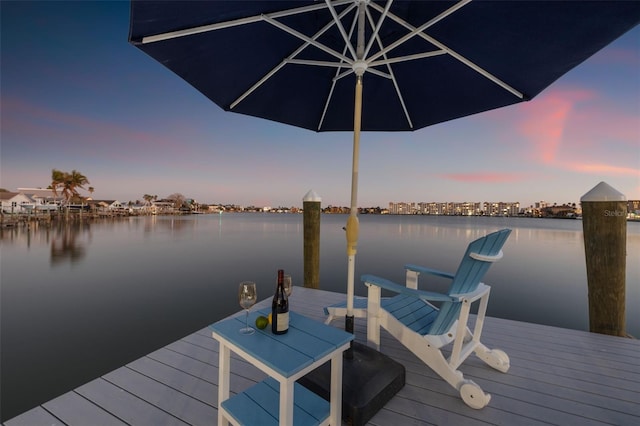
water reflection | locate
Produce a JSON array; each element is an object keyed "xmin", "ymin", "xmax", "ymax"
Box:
[
  {"xmin": 50, "ymin": 222, "xmax": 90, "ymax": 266},
  {"xmin": 142, "ymin": 215, "xmax": 199, "ymax": 234},
  {"xmin": 1, "ymin": 220, "xmax": 56, "ymax": 248},
  {"xmin": 0, "ymin": 214, "xmax": 638, "ymax": 422}
]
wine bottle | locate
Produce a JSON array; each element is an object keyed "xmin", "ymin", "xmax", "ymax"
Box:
[{"xmin": 271, "ymin": 269, "xmax": 289, "ymax": 334}]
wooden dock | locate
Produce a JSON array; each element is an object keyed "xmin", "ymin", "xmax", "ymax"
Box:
[{"xmin": 4, "ymin": 286, "xmax": 640, "ymax": 425}]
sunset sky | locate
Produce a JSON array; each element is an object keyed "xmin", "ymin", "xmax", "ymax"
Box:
[{"xmin": 2, "ymin": 1, "xmax": 639, "ymax": 208}]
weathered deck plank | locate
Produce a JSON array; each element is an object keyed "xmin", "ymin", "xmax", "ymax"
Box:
[
  {"xmin": 3, "ymin": 407, "xmax": 62, "ymax": 426},
  {"xmin": 44, "ymin": 391, "xmax": 128, "ymax": 426},
  {"xmin": 4, "ymin": 286, "xmax": 640, "ymax": 425},
  {"xmin": 74, "ymin": 378, "xmax": 190, "ymax": 426}
]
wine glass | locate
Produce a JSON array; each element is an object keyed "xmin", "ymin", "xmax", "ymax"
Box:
[
  {"xmin": 283, "ymin": 274, "xmax": 293, "ymax": 297},
  {"xmin": 238, "ymin": 281, "xmax": 257, "ymax": 334}
]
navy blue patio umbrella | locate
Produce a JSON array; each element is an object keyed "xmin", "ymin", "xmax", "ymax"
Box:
[{"xmin": 129, "ymin": 0, "xmax": 639, "ymax": 337}]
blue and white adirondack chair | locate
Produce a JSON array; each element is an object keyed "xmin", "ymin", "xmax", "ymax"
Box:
[{"xmin": 363, "ymin": 229, "xmax": 511, "ymax": 409}]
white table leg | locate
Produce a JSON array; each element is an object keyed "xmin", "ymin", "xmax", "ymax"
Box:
[
  {"xmin": 218, "ymin": 344, "xmax": 231, "ymax": 426},
  {"xmin": 279, "ymin": 379, "xmax": 294, "ymax": 426},
  {"xmin": 330, "ymin": 352, "xmax": 344, "ymax": 425}
]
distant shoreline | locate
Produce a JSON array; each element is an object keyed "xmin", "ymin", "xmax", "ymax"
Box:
[{"xmin": 2, "ymin": 209, "xmax": 638, "ymax": 228}]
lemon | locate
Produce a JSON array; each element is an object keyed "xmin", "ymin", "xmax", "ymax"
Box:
[
  {"xmin": 267, "ymin": 313, "xmax": 272, "ymax": 324},
  {"xmin": 255, "ymin": 315, "xmax": 269, "ymax": 330}
]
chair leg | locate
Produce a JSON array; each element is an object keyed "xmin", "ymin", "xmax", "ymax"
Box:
[
  {"xmin": 409, "ymin": 332, "xmax": 492, "ymax": 409},
  {"xmin": 474, "ymin": 344, "xmax": 510, "ymax": 373},
  {"xmin": 459, "ymin": 380, "xmax": 492, "ymax": 409},
  {"xmin": 324, "ymin": 300, "xmax": 368, "ymax": 324},
  {"xmin": 380, "ymin": 311, "xmax": 493, "ymax": 409},
  {"xmin": 366, "ymin": 284, "xmax": 381, "ymax": 350},
  {"xmin": 324, "ymin": 307, "xmax": 342, "ymax": 324},
  {"xmin": 414, "ymin": 342, "xmax": 464, "ymax": 388},
  {"xmin": 471, "ymin": 292, "xmax": 510, "ymax": 372}
]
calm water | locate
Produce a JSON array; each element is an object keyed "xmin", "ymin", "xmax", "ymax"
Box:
[{"xmin": 1, "ymin": 213, "xmax": 638, "ymax": 420}]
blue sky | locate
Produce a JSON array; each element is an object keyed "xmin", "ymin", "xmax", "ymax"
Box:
[{"xmin": 2, "ymin": 1, "xmax": 639, "ymax": 208}]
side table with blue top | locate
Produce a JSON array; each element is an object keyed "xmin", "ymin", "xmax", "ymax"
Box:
[{"xmin": 211, "ymin": 309, "xmax": 354, "ymax": 425}]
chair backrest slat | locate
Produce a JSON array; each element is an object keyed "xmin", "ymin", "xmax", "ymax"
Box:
[{"xmin": 428, "ymin": 229, "xmax": 511, "ymax": 335}]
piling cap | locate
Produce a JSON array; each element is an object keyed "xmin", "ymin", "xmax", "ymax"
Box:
[
  {"xmin": 580, "ymin": 181, "xmax": 626, "ymax": 202},
  {"xmin": 303, "ymin": 189, "xmax": 322, "ymax": 202}
]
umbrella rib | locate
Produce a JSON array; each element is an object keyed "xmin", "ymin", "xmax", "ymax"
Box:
[
  {"xmin": 364, "ymin": 6, "xmax": 414, "ymax": 129},
  {"xmin": 262, "ymin": 14, "xmax": 353, "ymax": 65},
  {"xmin": 333, "ymin": 68, "xmax": 356, "ymax": 81},
  {"xmin": 368, "ymin": 1, "xmax": 525, "ymax": 99},
  {"xmin": 361, "ymin": 67, "xmax": 391, "ymax": 80},
  {"xmin": 230, "ymin": 4, "xmax": 356, "ymax": 111},
  {"xmin": 421, "ymin": 33, "xmax": 525, "ymax": 99},
  {"xmin": 140, "ymin": 0, "xmax": 353, "ymax": 44},
  {"xmin": 369, "ymin": 50, "xmax": 446, "ymax": 67},
  {"xmin": 230, "ymin": 61, "xmax": 287, "ymax": 110},
  {"xmin": 366, "ymin": 0, "xmax": 472, "ymax": 64},
  {"xmin": 319, "ymin": 5, "xmax": 361, "ymax": 131},
  {"xmin": 325, "ymin": 0, "xmax": 358, "ymax": 61},
  {"xmin": 333, "ymin": 66, "xmax": 390, "ymax": 81},
  {"xmin": 286, "ymin": 59, "xmax": 352, "ymax": 69},
  {"xmin": 363, "ymin": 0, "xmax": 394, "ymax": 60},
  {"xmin": 319, "ymin": 81, "xmax": 338, "ymax": 131}
]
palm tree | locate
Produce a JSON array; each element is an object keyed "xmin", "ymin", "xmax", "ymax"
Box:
[
  {"xmin": 51, "ymin": 169, "xmax": 90, "ymax": 219},
  {"xmin": 50, "ymin": 169, "xmax": 65, "ymax": 198},
  {"xmin": 51, "ymin": 169, "xmax": 89, "ymax": 203},
  {"xmin": 55, "ymin": 170, "xmax": 89, "ymax": 203},
  {"xmin": 67, "ymin": 170, "xmax": 89, "ymax": 198}
]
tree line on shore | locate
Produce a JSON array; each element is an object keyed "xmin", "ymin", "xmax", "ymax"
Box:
[{"xmin": 3, "ymin": 169, "xmax": 629, "ymax": 219}]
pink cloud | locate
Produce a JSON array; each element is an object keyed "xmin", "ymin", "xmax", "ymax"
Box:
[
  {"xmin": 1, "ymin": 97, "xmax": 188, "ymax": 162},
  {"xmin": 516, "ymin": 88, "xmax": 596, "ymax": 164},
  {"xmin": 501, "ymin": 87, "xmax": 639, "ymax": 178},
  {"xmin": 439, "ymin": 172, "xmax": 527, "ymax": 183},
  {"xmin": 566, "ymin": 162, "xmax": 640, "ymax": 177},
  {"xmin": 560, "ymin": 101, "xmax": 639, "ymax": 153}
]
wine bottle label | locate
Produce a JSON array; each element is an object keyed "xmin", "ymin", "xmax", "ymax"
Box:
[{"xmin": 276, "ymin": 312, "xmax": 289, "ymax": 332}]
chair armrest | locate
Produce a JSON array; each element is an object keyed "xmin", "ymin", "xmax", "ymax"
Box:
[
  {"xmin": 362, "ymin": 274, "xmax": 458, "ymax": 302},
  {"xmin": 404, "ymin": 264, "xmax": 455, "ymax": 280},
  {"xmin": 470, "ymin": 250, "xmax": 503, "ymax": 262},
  {"xmin": 450, "ymin": 283, "xmax": 490, "ymax": 302}
]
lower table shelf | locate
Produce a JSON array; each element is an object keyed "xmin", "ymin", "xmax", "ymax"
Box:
[{"xmin": 220, "ymin": 377, "xmax": 330, "ymax": 426}]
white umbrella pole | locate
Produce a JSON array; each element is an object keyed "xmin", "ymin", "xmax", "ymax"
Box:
[
  {"xmin": 345, "ymin": 73, "xmax": 363, "ymax": 336},
  {"xmin": 345, "ymin": 1, "xmax": 366, "ymax": 338}
]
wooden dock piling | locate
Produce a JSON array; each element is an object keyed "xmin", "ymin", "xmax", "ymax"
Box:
[
  {"xmin": 303, "ymin": 190, "xmax": 321, "ymax": 289},
  {"xmin": 581, "ymin": 182, "xmax": 627, "ymax": 337}
]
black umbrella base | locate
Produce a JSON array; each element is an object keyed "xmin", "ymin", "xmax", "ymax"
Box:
[{"xmin": 299, "ymin": 341, "xmax": 405, "ymax": 426}]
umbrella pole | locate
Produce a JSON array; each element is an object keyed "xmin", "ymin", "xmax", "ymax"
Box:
[
  {"xmin": 345, "ymin": 1, "xmax": 366, "ymax": 349},
  {"xmin": 304, "ymin": 74, "xmax": 406, "ymax": 415},
  {"xmin": 345, "ymin": 74, "xmax": 363, "ymax": 345},
  {"xmin": 295, "ymin": 7, "xmax": 405, "ymax": 422}
]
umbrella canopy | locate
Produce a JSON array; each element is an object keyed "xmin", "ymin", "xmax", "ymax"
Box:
[
  {"xmin": 129, "ymin": 0, "xmax": 639, "ymax": 331},
  {"xmin": 129, "ymin": 0, "xmax": 639, "ymax": 132}
]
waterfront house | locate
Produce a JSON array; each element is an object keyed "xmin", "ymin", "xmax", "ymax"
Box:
[
  {"xmin": 18, "ymin": 188, "xmax": 62, "ymax": 206},
  {"xmin": 0, "ymin": 192, "xmax": 33, "ymax": 213},
  {"xmin": 87, "ymin": 200, "xmax": 125, "ymax": 213},
  {"xmin": 150, "ymin": 201, "xmax": 175, "ymax": 215}
]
